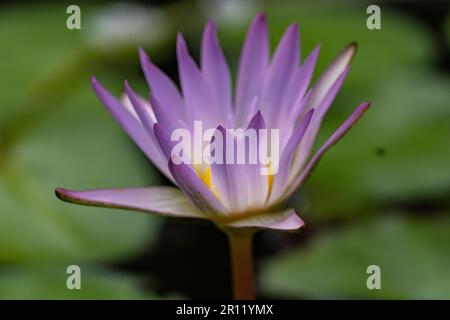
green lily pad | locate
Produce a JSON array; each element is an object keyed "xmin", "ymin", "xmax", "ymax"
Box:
[
  {"xmin": 0, "ymin": 4, "xmax": 163, "ymax": 263},
  {"xmin": 261, "ymin": 213, "xmax": 450, "ymax": 299},
  {"xmin": 0, "ymin": 265, "xmax": 159, "ymax": 299},
  {"xmin": 0, "ymin": 83, "xmax": 162, "ymax": 263},
  {"xmin": 0, "ymin": 4, "xmax": 84, "ymax": 126}
]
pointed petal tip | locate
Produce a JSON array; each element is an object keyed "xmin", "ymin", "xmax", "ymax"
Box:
[
  {"xmin": 359, "ymin": 101, "xmax": 371, "ymax": 111},
  {"xmin": 91, "ymin": 76, "xmax": 99, "ymax": 88},
  {"xmin": 311, "ymin": 44, "xmax": 321, "ymax": 56},
  {"xmin": 203, "ymin": 18, "xmax": 219, "ymax": 44},
  {"xmin": 248, "ymin": 109, "xmax": 266, "ymax": 129},
  {"xmin": 284, "ymin": 22, "xmax": 299, "ymax": 37},
  {"xmin": 344, "ymin": 41, "xmax": 358, "ymax": 61},
  {"xmin": 251, "ymin": 109, "xmax": 263, "ymax": 123},
  {"xmin": 91, "ymin": 77, "xmax": 107, "ymax": 96},
  {"xmin": 206, "ymin": 17, "xmax": 217, "ymax": 29},
  {"xmin": 247, "ymin": 13, "xmax": 268, "ymax": 36},
  {"xmin": 55, "ymin": 187, "xmax": 65, "ymax": 200},
  {"xmin": 138, "ymin": 46, "xmax": 146, "ymax": 57},
  {"xmin": 305, "ymin": 107, "xmax": 315, "ymax": 120},
  {"xmin": 55, "ymin": 187, "xmax": 78, "ymax": 204},
  {"xmin": 290, "ymin": 22, "xmax": 299, "ymax": 30},
  {"xmin": 176, "ymin": 32, "xmax": 186, "ymax": 47},
  {"xmin": 348, "ymin": 41, "xmax": 358, "ymax": 51},
  {"xmin": 250, "ymin": 14, "xmax": 268, "ymax": 33},
  {"xmin": 281, "ymin": 22, "xmax": 299, "ymax": 39},
  {"xmin": 253, "ymin": 13, "xmax": 267, "ymax": 24},
  {"xmin": 139, "ymin": 47, "xmax": 150, "ymax": 63},
  {"xmin": 123, "ymin": 80, "xmax": 137, "ymax": 101},
  {"xmin": 124, "ymin": 80, "xmax": 138, "ymax": 101},
  {"xmin": 139, "ymin": 48, "xmax": 157, "ymax": 73},
  {"xmin": 176, "ymin": 33, "xmax": 190, "ymax": 58},
  {"xmin": 202, "ymin": 17, "xmax": 220, "ymax": 53},
  {"xmin": 202, "ymin": 19, "xmax": 217, "ymax": 41},
  {"xmin": 91, "ymin": 78, "xmax": 114, "ymax": 101},
  {"xmin": 282, "ymin": 213, "xmax": 305, "ymax": 231}
]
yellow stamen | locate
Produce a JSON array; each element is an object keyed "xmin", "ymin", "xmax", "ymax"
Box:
[
  {"xmin": 194, "ymin": 163, "xmax": 274, "ymax": 205},
  {"xmin": 268, "ymin": 173, "xmax": 274, "ymax": 192},
  {"xmin": 194, "ymin": 164, "xmax": 220, "ymax": 198},
  {"xmin": 266, "ymin": 163, "xmax": 274, "ymax": 195},
  {"xmin": 200, "ymin": 165, "xmax": 212, "ymax": 188}
]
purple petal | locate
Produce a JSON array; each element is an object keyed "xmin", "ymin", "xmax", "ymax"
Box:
[
  {"xmin": 282, "ymin": 46, "xmax": 320, "ymax": 121},
  {"xmin": 152, "ymin": 120, "xmax": 195, "ymax": 167},
  {"xmin": 177, "ymin": 33, "xmax": 216, "ymax": 126},
  {"xmin": 262, "ymin": 23, "xmax": 300, "ymax": 127},
  {"xmin": 307, "ymin": 43, "xmax": 356, "ymax": 108},
  {"xmin": 285, "ymin": 102, "xmax": 371, "ymax": 199},
  {"xmin": 210, "ymin": 126, "xmax": 248, "ymax": 212},
  {"xmin": 148, "ymin": 93, "xmax": 183, "ymax": 133},
  {"xmin": 247, "ymin": 109, "xmax": 266, "ymax": 131},
  {"xmin": 120, "ymin": 93, "xmax": 144, "ymax": 122},
  {"xmin": 55, "ymin": 186, "xmax": 205, "ymax": 218},
  {"xmin": 269, "ymin": 109, "xmax": 314, "ymax": 203},
  {"xmin": 201, "ymin": 19, "xmax": 232, "ymax": 121},
  {"xmin": 244, "ymin": 111, "xmax": 270, "ymax": 207},
  {"xmin": 315, "ymin": 66, "xmax": 350, "ymax": 118},
  {"xmin": 296, "ymin": 45, "xmax": 320, "ymax": 103},
  {"xmin": 289, "ymin": 88, "xmax": 312, "ymax": 123},
  {"xmin": 91, "ymin": 77, "xmax": 170, "ymax": 180},
  {"xmin": 168, "ymin": 159, "xmax": 226, "ymax": 215},
  {"xmin": 124, "ymin": 81, "xmax": 155, "ymax": 134},
  {"xmin": 139, "ymin": 48, "xmax": 184, "ymax": 120},
  {"xmin": 225, "ymin": 208, "xmax": 304, "ymax": 231},
  {"xmin": 152, "ymin": 122, "xmax": 173, "ymax": 160},
  {"xmin": 289, "ymin": 66, "xmax": 350, "ymax": 178},
  {"xmin": 235, "ymin": 13, "xmax": 269, "ymax": 126}
]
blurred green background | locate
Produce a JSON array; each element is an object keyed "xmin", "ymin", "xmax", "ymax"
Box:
[{"xmin": 0, "ymin": 0, "xmax": 448, "ymax": 299}]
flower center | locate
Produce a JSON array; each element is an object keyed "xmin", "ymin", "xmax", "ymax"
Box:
[{"xmin": 194, "ymin": 163, "xmax": 275, "ymax": 208}]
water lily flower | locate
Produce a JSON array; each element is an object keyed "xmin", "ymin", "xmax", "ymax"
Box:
[{"xmin": 55, "ymin": 13, "xmax": 370, "ymax": 299}]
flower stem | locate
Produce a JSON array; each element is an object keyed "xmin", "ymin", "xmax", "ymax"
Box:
[{"xmin": 227, "ymin": 230, "xmax": 255, "ymax": 300}]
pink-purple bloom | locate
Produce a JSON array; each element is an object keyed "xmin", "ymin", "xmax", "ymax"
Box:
[{"xmin": 56, "ymin": 14, "xmax": 370, "ymax": 231}]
